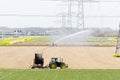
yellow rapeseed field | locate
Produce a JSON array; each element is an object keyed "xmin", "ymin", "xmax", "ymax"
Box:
[{"xmin": 0, "ymin": 36, "xmax": 41, "ymax": 46}]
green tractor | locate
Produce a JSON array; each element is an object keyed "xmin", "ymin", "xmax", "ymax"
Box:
[{"xmin": 49, "ymin": 57, "xmax": 68, "ymax": 69}]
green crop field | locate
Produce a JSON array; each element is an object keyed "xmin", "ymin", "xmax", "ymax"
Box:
[
  {"xmin": 29, "ymin": 36, "xmax": 51, "ymax": 42},
  {"xmin": 0, "ymin": 36, "xmax": 49, "ymax": 46},
  {"xmin": 0, "ymin": 69, "xmax": 120, "ymax": 80},
  {"xmin": 0, "ymin": 36, "xmax": 117, "ymax": 46},
  {"xmin": 30, "ymin": 36, "xmax": 116, "ymax": 42}
]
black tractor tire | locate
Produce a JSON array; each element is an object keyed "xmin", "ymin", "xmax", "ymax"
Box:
[
  {"xmin": 49, "ymin": 63, "xmax": 57, "ymax": 69},
  {"xmin": 31, "ymin": 65, "xmax": 35, "ymax": 69}
]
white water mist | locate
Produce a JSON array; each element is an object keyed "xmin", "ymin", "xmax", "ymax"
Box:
[{"xmin": 52, "ymin": 30, "xmax": 94, "ymax": 46}]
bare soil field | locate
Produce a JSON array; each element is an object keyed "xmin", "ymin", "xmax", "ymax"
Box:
[
  {"xmin": 0, "ymin": 46, "xmax": 120, "ymax": 69},
  {"xmin": 10, "ymin": 42, "xmax": 116, "ymax": 47}
]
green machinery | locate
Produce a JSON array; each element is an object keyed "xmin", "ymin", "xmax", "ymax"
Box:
[
  {"xmin": 31, "ymin": 53, "xmax": 68, "ymax": 69},
  {"xmin": 49, "ymin": 58, "xmax": 68, "ymax": 69}
]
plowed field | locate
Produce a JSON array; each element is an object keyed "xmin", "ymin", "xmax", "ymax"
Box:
[{"xmin": 0, "ymin": 46, "xmax": 120, "ymax": 69}]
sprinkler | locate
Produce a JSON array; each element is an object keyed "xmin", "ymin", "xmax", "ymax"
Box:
[{"xmin": 52, "ymin": 42, "xmax": 57, "ymax": 47}]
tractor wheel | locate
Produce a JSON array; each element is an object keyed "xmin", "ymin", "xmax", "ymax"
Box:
[
  {"xmin": 49, "ymin": 63, "xmax": 57, "ymax": 69},
  {"xmin": 60, "ymin": 64, "xmax": 66, "ymax": 69},
  {"xmin": 31, "ymin": 65, "xmax": 35, "ymax": 69}
]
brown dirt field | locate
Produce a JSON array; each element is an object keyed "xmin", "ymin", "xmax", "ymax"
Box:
[
  {"xmin": 10, "ymin": 42, "xmax": 116, "ymax": 47},
  {"xmin": 0, "ymin": 46, "xmax": 120, "ymax": 69}
]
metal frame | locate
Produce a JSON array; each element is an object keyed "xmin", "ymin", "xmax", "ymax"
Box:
[{"xmin": 115, "ymin": 24, "xmax": 120, "ymax": 55}]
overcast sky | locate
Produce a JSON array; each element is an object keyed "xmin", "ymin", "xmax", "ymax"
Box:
[{"xmin": 0, "ymin": 0, "xmax": 120, "ymax": 30}]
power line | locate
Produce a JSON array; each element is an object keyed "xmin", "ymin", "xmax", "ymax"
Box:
[
  {"xmin": 0, "ymin": 14, "xmax": 120, "ymax": 18},
  {"xmin": 41, "ymin": 0, "xmax": 120, "ymax": 2}
]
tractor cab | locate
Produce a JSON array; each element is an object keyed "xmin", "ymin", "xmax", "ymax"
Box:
[{"xmin": 51, "ymin": 58, "xmax": 58, "ymax": 63}]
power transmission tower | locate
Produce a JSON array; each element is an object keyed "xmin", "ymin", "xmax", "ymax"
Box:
[
  {"xmin": 113, "ymin": 24, "xmax": 120, "ymax": 57},
  {"xmin": 62, "ymin": 14, "xmax": 66, "ymax": 28},
  {"xmin": 65, "ymin": 0, "xmax": 84, "ymax": 29},
  {"xmin": 65, "ymin": 0, "xmax": 95, "ymax": 29},
  {"xmin": 61, "ymin": 1, "xmax": 67, "ymax": 29},
  {"xmin": 67, "ymin": 0, "xmax": 72, "ymax": 28},
  {"xmin": 40, "ymin": 0, "xmax": 98, "ymax": 29},
  {"xmin": 77, "ymin": 0, "xmax": 84, "ymax": 29}
]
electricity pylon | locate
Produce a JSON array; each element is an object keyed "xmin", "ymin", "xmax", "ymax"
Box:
[
  {"xmin": 40, "ymin": 0, "xmax": 98, "ymax": 29},
  {"xmin": 77, "ymin": 0, "xmax": 84, "ymax": 29}
]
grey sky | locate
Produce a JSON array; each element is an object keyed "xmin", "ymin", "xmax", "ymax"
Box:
[{"xmin": 0, "ymin": 0, "xmax": 120, "ymax": 30}]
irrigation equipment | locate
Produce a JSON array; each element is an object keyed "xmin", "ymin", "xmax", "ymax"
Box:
[
  {"xmin": 113, "ymin": 24, "xmax": 120, "ymax": 57},
  {"xmin": 31, "ymin": 53, "xmax": 44, "ymax": 69}
]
